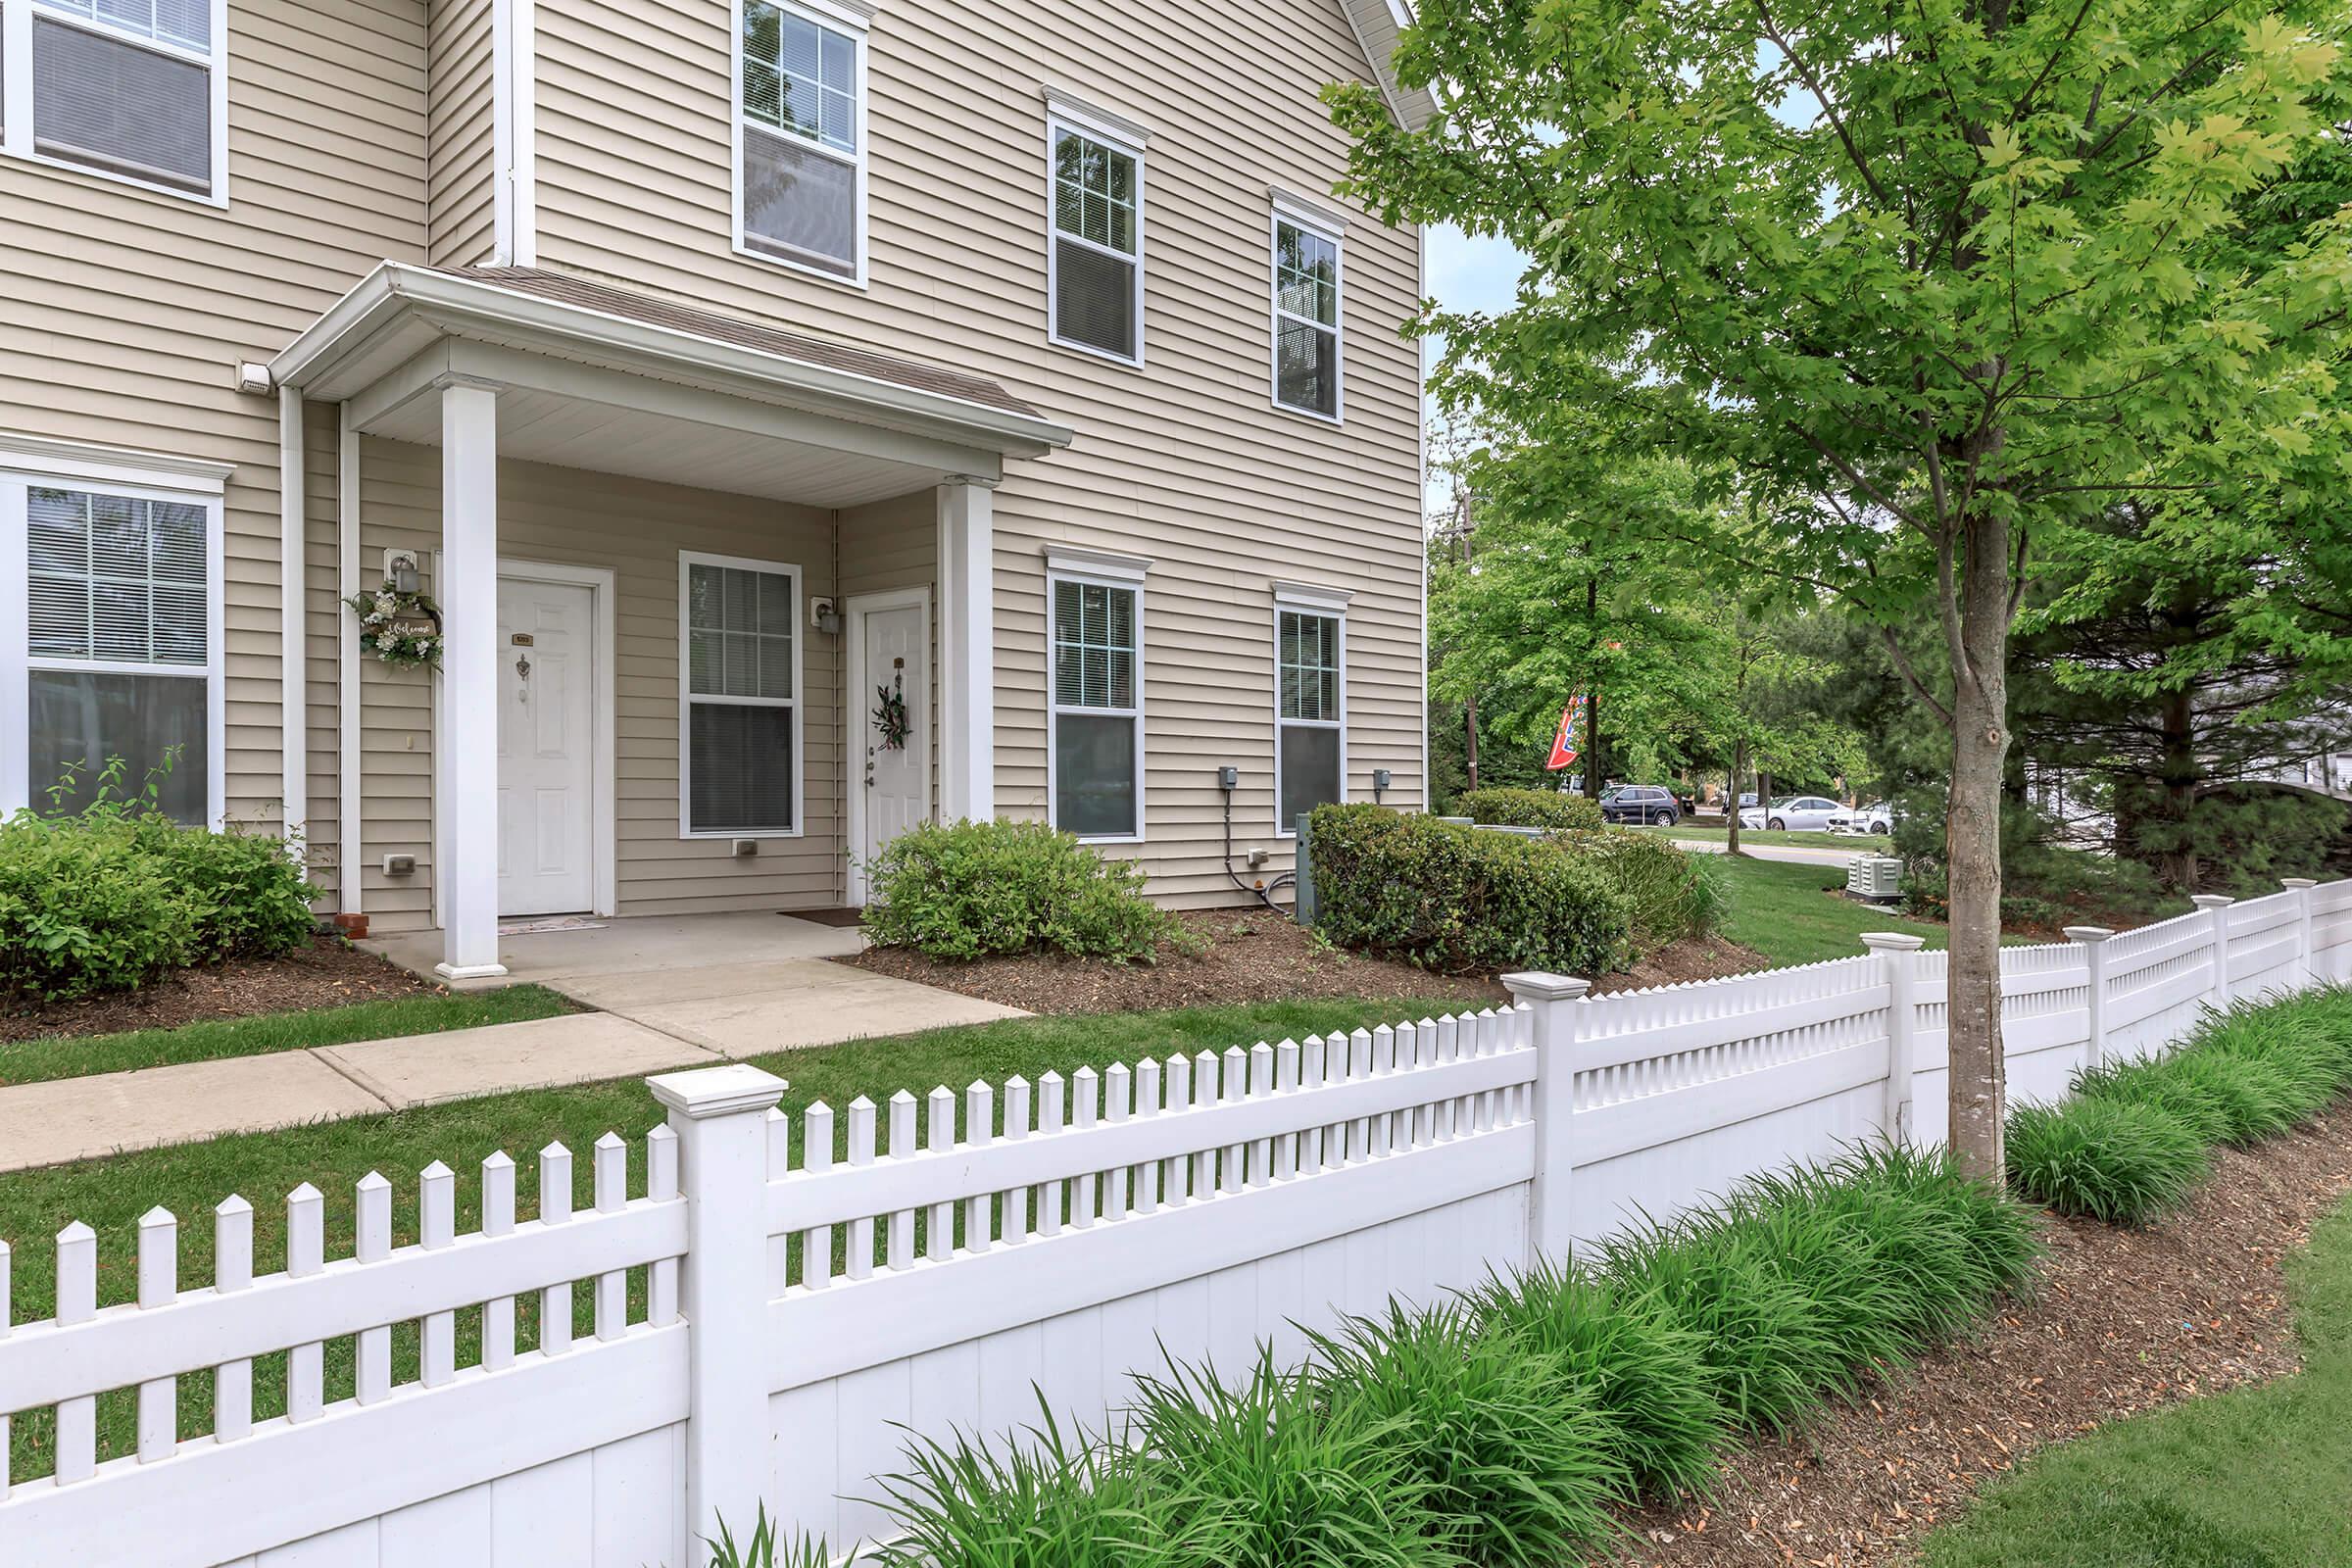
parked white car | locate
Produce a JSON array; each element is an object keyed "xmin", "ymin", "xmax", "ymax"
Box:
[
  {"xmin": 1827, "ymin": 801, "xmax": 1895, "ymax": 836},
  {"xmin": 1739, "ymin": 795, "xmax": 1843, "ymax": 832}
]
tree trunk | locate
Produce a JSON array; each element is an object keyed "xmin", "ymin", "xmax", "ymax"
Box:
[
  {"xmin": 1945, "ymin": 504, "xmax": 2014, "ymax": 1184},
  {"xmin": 1728, "ymin": 739, "xmax": 1745, "ymax": 856},
  {"xmin": 2159, "ymin": 686, "xmax": 2196, "ymax": 893},
  {"xmin": 1465, "ymin": 693, "xmax": 1480, "ymax": 794}
]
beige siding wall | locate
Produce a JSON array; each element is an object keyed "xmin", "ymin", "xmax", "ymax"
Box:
[
  {"xmin": 0, "ymin": 0, "xmax": 429, "ymax": 832},
  {"xmin": 527, "ymin": 0, "xmax": 1425, "ymax": 905},
  {"xmin": 351, "ymin": 439, "xmax": 857, "ymax": 932},
  {"xmin": 427, "ymin": 0, "xmax": 501, "ymax": 266}
]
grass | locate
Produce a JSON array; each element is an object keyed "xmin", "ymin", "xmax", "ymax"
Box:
[
  {"xmin": 0, "ymin": 985, "xmax": 580, "ymax": 1087},
  {"xmin": 1651, "ymin": 823, "xmax": 1895, "ymax": 854},
  {"xmin": 1709, "ymin": 854, "xmax": 1946, "ymax": 965},
  {"xmin": 1921, "ymin": 1187, "xmax": 2352, "ymax": 1568},
  {"xmin": 0, "ymin": 994, "xmax": 1472, "ymax": 1484}
]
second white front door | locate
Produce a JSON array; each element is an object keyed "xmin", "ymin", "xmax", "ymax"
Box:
[
  {"xmin": 855, "ymin": 599, "xmax": 929, "ymax": 901},
  {"xmin": 498, "ymin": 575, "xmax": 597, "ymax": 915}
]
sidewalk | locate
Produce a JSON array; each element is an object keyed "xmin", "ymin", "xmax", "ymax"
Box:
[{"xmin": 1, "ymin": 914, "xmax": 1027, "ymax": 1172}]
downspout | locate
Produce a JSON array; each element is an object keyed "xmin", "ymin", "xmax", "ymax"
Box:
[
  {"xmin": 278, "ymin": 389, "xmax": 308, "ymax": 855},
  {"xmin": 337, "ymin": 406, "xmax": 363, "ymax": 917}
]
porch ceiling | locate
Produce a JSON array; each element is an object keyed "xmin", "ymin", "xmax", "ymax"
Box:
[{"xmin": 270, "ymin": 263, "xmax": 1074, "ymax": 505}]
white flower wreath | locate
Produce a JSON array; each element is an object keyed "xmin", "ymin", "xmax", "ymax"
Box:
[{"xmin": 345, "ymin": 578, "xmax": 443, "ymax": 670}]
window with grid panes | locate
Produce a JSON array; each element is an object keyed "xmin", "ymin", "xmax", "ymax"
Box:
[
  {"xmin": 738, "ymin": 0, "xmax": 860, "ymax": 278},
  {"xmin": 683, "ymin": 556, "xmax": 799, "ymax": 834},
  {"xmin": 1051, "ymin": 576, "xmax": 1140, "ymax": 838},
  {"xmin": 1050, "ymin": 125, "xmax": 1141, "ymax": 361},
  {"xmin": 1275, "ymin": 608, "xmax": 1342, "ymax": 831},
  {"xmin": 11, "ymin": 0, "xmax": 220, "ymax": 197},
  {"xmin": 1272, "ymin": 217, "xmax": 1341, "ymax": 417}
]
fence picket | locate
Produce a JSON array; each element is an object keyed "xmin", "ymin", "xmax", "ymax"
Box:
[
  {"xmin": 1192, "ymin": 1051, "xmax": 1218, "ymax": 1198},
  {"xmin": 1072, "ymin": 1069, "xmax": 1101, "ymax": 1229},
  {"xmin": 540, "ymin": 1144, "xmax": 573, "ymax": 1356},
  {"xmin": 1346, "ymin": 1028, "xmax": 1374, "ymax": 1163},
  {"xmin": 285, "ymin": 1185, "xmax": 323, "ymax": 1423},
  {"xmin": 482, "ymin": 1152, "xmax": 517, "ymax": 1369},
  {"xmin": 1273, "ymin": 1040, "xmax": 1300, "ymax": 1180},
  {"xmin": 964, "ymin": 1082, "xmax": 996, "ymax": 1250},
  {"xmin": 802, "ymin": 1103, "xmax": 835, "ymax": 1291},
  {"xmin": 1221, "ymin": 1047, "xmax": 1249, "ymax": 1194},
  {"xmin": 1037, "ymin": 1074, "xmax": 1067, "ymax": 1234},
  {"xmin": 845, "ymin": 1099, "xmax": 878, "ymax": 1276},
  {"xmin": 355, "ymin": 1175, "xmax": 392, "ymax": 1404},
  {"xmin": 1162, "ymin": 1056, "xmax": 1193, "ymax": 1205},
  {"xmin": 136, "ymin": 1207, "xmax": 176, "ymax": 1460},
  {"xmin": 594, "ymin": 1134, "xmax": 627, "ymax": 1338},
  {"xmin": 53, "ymin": 1222, "xmax": 95, "ymax": 1482},
  {"xmin": 1300, "ymin": 1034, "xmax": 1329, "ymax": 1171},
  {"xmin": 1135, "ymin": 1057, "xmax": 1163, "ymax": 1213},
  {"xmin": 213, "ymin": 1197, "xmax": 253, "ymax": 1444},
  {"xmin": 420, "ymin": 1163, "xmax": 458, "ymax": 1381},
  {"xmin": 648, "ymin": 1126, "xmax": 680, "ymax": 1324},
  {"xmin": 887, "ymin": 1091, "xmax": 918, "ymax": 1269},
  {"xmin": 1248, "ymin": 1044, "xmax": 1274, "ymax": 1186},
  {"xmin": 926, "ymin": 1087, "xmax": 956, "ymax": 1259},
  {"xmin": 1102, "ymin": 1066, "xmax": 1130, "ymax": 1223}
]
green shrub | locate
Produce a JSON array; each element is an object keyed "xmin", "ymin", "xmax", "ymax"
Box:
[
  {"xmin": 1467, "ymin": 1261, "xmax": 1728, "ymax": 1496},
  {"xmin": 133, "ymin": 812, "xmax": 317, "ymax": 963},
  {"xmin": 2163, "ymin": 1050, "xmax": 2303, "ymax": 1146},
  {"xmin": 1308, "ymin": 1303, "xmax": 1628, "ymax": 1564},
  {"xmin": 2005, "ymin": 1100, "xmax": 2210, "ymax": 1224},
  {"xmin": 1554, "ymin": 829, "xmax": 1725, "ymax": 946},
  {"xmin": 1456, "ymin": 788, "xmax": 1604, "ymax": 833},
  {"xmin": 1306, "ymin": 805, "xmax": 1631, "ymax": 975},
  {"xmin": 862, "ymin": 818, "xmax": 1175, "ymax": 962},
  {"xmin": 1128, "ymin": 1349, "xmax": 1447, "ymax": 1568},
  {"xmin": 0, "ymin": 809, "xmax": 206, "ymax": 1000}
]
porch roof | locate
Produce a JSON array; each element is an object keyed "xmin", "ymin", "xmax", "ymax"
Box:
[{"xmin": 270, "ymin": 263, "xmax": 1074, "ymax": 502}]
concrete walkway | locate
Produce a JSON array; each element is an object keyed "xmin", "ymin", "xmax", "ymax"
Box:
[{"xmin": 2, "ymin": 913, "xmax": 1025, "ymax": 1173}]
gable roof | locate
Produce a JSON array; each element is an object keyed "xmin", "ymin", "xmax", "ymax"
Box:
[{"xmin": 1335, "ymin": 0, "xmax": 1436, "ymax": 128}]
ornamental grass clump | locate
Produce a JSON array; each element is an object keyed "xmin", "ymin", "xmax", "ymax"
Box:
[
  {"xmin": 2005, "ymin": 1100, "xmax": 2210, "ymax": 1225},
  {"xmin": 1306, "ymin": 1303, "xmax": 1629, "ymax": 1565}
]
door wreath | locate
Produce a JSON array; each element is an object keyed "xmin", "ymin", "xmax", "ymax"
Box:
[
  {"xmin": 345, "ymin": 580, "xmax": 444, "ymax": 670},
  {"xmin": 871, "ymin": 676, "xmax": 910, "ymax": 751}
]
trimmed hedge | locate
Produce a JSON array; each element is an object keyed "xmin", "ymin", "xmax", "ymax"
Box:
[
  {"xmin": 728, "ymin": 1144, "xmax": 2040, "ymax": 1568},
  {"xmin": 1307, "ymin": 805, "xmax": 1631, "ymax": 976},
  {"xmin": 861, "ymin": 818, "xmax": 1177, "ymax": 962},
  {"xmin": 1, "ymin": 799, "xmax": 314, "ymax": 1003},
  {"xmin": 1554, "ymin": 829, "xmax": 1726, "ymax": 947},
  {"xmin": 2008, "ymin": 988, "xmax": 2352, "ymax": 1224},
  {"xmin": 1456, "ymin": 788, "xmax": 1605, "ymax": 833}
]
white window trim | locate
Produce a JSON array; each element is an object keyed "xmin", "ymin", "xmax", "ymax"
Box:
[
  {"xmin": 1269, "ymin": 202, "xmax": 1345, "ymax": 425},
  {"xmin": 1044, "ymin": 109, "xmax": 1147, "ymax": 368},
  {"xmin": 1046, "ymin": 563, "xmax": 1147, "ymax": 846},
  {"xmin": 0, "ymin": 0, "xmax": 230, "ymax": 207},
  {"xmin": 728, "ymin": 0, "xmax": 871, "ymax": 290},
  {"xmin": 1272, "ymin": 594, "xmax": 1348, "ymax": 839},
  {"xmin": 0, "ymin": 448, "xmax": 227, "ymax": 828},
  {"xmin": 677, "ymin": 549, "xmax": 806, "ymax": 840}
]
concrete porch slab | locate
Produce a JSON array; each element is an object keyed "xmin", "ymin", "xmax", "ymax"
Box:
[
  {"xmin": 316, "ymin": 1011, "xmax": 720, "ymax": 1109},
  {"xmin": 0, "ymin": 1053, "xmax": 391, "ymax": 1174},
  {"xmin": 362, "ymin": 911, "xmax": 866, "ymax": 992},
  {"xmin": 568, "ymin": 957, "xmax": 1028, "ymax": 1056}
]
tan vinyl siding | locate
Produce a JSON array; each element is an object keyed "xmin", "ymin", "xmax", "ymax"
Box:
[
  {"xmin": 427, "ymin": 0, "xmax": 501, "ymax": 266},
  {"xmin": 529, "ymin": 0, "xmax": 1424, "ymax": 904},
  {"xmin": 0, "ymin": 0, "xmax": 428, "ymax": 832},
  {"xmin": 354, "ymin": 439, "xmax": 851, "ymax": 932}
]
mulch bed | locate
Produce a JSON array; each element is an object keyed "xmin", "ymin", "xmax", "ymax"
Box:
[
  {"xmin": 1, "ymin": 936, "xmax": 437, "ymax": 1044},
  {"xmin": 841, "ymin": 910, "xmax": 1770, "ymax": 1016},
  {"xmin": 1617, "ymin": 1105, "xmax": 2352, "ymax": 1567}
]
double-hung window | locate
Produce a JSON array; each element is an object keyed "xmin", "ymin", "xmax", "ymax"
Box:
[
  {"xmin": 735, "ymin": 0, "xmax": 865, "ymax": 283},
  {"xmin": 1048, "ymin": 110, "xmax": 1145, "ymax": 363},
  {"xmin": 1, "ymin": 0, "xmax": 226, "ymax": 201},
  {"xmin": 1271, "ymin": 207, "xmax": 1343, "ymax": 420},
  {"xmin": 3, "ymin": 450, "xmax": 224, "ymax": 825},
  {"xmin": 680, "ymin": 552, "xmax": 801, "ymax": 837},
  {"xmin": 1273, "ymin": 589, "xmax": 1347, "ymax": 834},
  {"xmin": 1049, "ymin": 559, "xmax": 1146, "ymax": 841}
]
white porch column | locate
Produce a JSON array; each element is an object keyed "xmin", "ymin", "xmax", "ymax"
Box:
[
  {"xmin": 436, "ymin": 381, "xmax": 507, "ymax": 980},
  {"xmin": 937, "ymin": 477, "xmax": 996, "ymax": 822}
]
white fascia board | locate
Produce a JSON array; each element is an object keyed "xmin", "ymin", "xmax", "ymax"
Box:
[
  {"xmin": 1271, "ymin": 579, "xmax": 1354, "ymax": 613},
  {"xmin": 271, "ymin": 266, "xmax": 1075, "ymax": 458}
]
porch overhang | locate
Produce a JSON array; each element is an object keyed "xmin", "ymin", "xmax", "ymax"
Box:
[{"xmin": 270, "ymin": 264, "xmax": 1074, "ymax": 503}]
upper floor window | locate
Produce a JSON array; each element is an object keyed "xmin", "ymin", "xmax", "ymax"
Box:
[
  {"xmin": 1271, "ymin": 210, "xmax": 1343, "ymax": 420},
  {"xmin": 735, "ymin": 0, "xmax": 865, "ymax": 284},
  {"xmin": 1048, "ymin": 117, "xmax": 1144, "ymax": 364},
  {"xmin": 1, "ymin": 0, "xmax": 226, "ymax": 202}
]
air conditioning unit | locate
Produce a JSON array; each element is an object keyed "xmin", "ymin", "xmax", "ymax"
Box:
[{"xmin": 1847, "ymin": 856, "xmax": 1905, "ymax": 903}]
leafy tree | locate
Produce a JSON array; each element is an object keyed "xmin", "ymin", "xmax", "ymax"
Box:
[{"xmin": 1332, "ymin": 0, "xmax": 2352, "ymax": 1178}]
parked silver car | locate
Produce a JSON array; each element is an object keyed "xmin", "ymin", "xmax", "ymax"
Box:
[
  {"xmin": 1827, "ymin": 801, "xmax": 1894, "ymax": 836},
  {"xmin": 1739, "ymin": 795, "xmax": 1842, "ymax": 832}
]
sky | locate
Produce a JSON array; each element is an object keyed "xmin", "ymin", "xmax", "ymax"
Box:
[{"xmin": 1426, "ymin": 223, "xmax": 1528, "ymax": 318}]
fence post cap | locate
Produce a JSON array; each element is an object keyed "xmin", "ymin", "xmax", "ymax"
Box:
[
  {"xmin": 647, "ymin": 1062, "xmax": 788, "ymax": 1119},
  {"xmin": 2281, "ymin": 877, "xmax": 2320, "ymax": 890},
  {"xmin": 1859, "ymin": 932, "xmax": 1928, "ymax": 953},
  {"xmin": 2190, "ymin": 894, "xmax": 2236, "ymax": 910},
  {"xmin": 2063, "ymin": 925, "xmax": 2116, "ymax": 944},
  {"xmin": 1501, "ymin": 971, "xmax": 1592, "ymax": 1003}
]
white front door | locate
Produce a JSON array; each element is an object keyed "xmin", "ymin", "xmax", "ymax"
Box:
[
  {"xmin": 497, "ymin": 575, "xmax": 597, "ymax": 915},
  {"xmin": 853, "ymin": 598, "xmax": 929, "ymax": 903}
]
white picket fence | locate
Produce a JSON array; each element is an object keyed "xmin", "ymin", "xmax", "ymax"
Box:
[{"xmin": 2, "ymin": 877, "xmax": 2347, "ymax": 1567}]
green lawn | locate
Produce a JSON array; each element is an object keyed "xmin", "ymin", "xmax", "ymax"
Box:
[
  {"xmin": 1921, "ymin": 1189, "xmax": 2352, "ymax": 1568},
  {"xmin": 0, "ymin": 994, "xmax": 1470, "ymax": 1483},
  {"xmin": 0, "ymin": 986, "xmax": 579, "ymax": 1087},
  {"xmin": 1709, "ymin": 853, "xmax": 1946, "ymax": 965}
]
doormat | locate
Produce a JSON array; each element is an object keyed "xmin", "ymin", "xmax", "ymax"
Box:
[
  {"xmin": 783, "ymin": 907, "xmax": 867, "ymax": 928},
  {"xmin": 497, "ymin": 915, "xmax": 608, "ymax": 935}
]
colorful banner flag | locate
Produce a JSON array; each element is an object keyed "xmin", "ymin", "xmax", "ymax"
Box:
[{"xmin": 1546, "ymin": 696, "xmax": 1585, "ymax": 771}]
